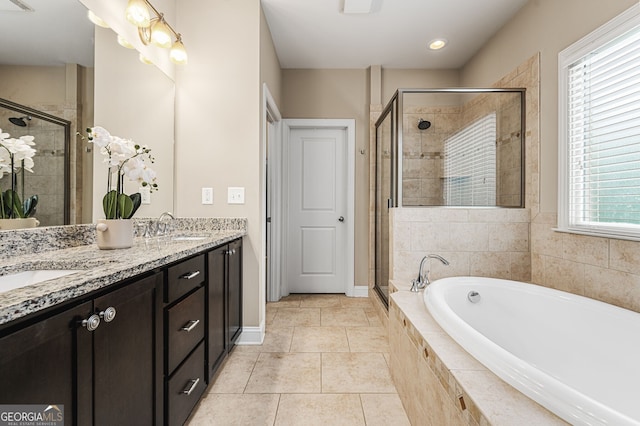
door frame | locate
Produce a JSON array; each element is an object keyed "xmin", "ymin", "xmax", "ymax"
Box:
[{"xmin": 281, "ymin": 118, "xmax": 356, "ymax": 297}]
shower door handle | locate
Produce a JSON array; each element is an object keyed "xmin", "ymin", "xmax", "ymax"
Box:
[{"xmin": 338, "ymin": 216, "xmax": 344, "ymax": 222}]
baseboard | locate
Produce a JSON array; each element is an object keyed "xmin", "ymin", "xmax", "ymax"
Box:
[
  {"xmin": 349, "ymin": 285, "xmax": 369, "ymax": 298},
  {"xmin": 236, "ymin": 322, "xmax": 265, "ymax": 345}
]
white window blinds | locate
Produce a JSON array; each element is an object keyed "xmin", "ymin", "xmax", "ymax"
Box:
[
  {"xmin": 444, "ymin": 113, "xmax": 496, "ymax": 206},
  {"xmin": 567, "ymin": 24, "xmax": 640, "ymax": 233}
]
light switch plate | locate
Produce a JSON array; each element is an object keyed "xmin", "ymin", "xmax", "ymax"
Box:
[
  {"xmin": 228, "ymin": 187, "xmax": 245, "ymax": 204},
  {"xmin": 202, "ymin": 187, "xmax": 213, "ymax": 205},
  {"xmin": 140, "ymin": 186, "xmax": 151, "ymax": 204}
]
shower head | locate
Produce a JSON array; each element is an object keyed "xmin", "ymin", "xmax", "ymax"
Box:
[
  {"xmin": 418, "ymin": 119, "xmax": 431, "ymax": 130},
  {"xmin": 9, "ymin": 116, "xmax": 31, "ymax": 127}
]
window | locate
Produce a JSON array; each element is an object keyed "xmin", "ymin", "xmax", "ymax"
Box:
[
  {"xmin": 558, "ymin": 5, "xmax": 640, "ymax": 240},
  {"xmin": 444, "ymin": 113, "xmax": 496, "ymax": 206}
]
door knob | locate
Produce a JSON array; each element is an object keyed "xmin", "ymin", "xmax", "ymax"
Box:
[{"xmin": 338, "ymin": 216, "xmax": 345, "ymax": 222}]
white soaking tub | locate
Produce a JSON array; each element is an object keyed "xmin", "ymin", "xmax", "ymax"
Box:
[{"xmin": 423, "ymin": 276, "xmax": 640, "ymax": 426}]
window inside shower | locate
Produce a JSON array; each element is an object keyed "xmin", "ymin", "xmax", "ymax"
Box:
[{"xmin": 373, "ymin": 88, "xmax": 525, "ymax": 306}]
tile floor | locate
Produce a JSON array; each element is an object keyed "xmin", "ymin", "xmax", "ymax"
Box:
[{"xmin": 187, "ymin": 294, "xmax": 410, "ymax": 425}]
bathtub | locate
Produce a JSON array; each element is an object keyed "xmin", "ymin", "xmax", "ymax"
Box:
[{"xmin": 423, "ymin": 276, "xmax": 640, "ymax": 426}]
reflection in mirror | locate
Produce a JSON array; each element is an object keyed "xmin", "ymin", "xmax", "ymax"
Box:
[
  {"xmin": 0, "ymin": 0, "xmax": 94, "ymax": 226},
  {"xmin": 0, "ymin": 98, "xmax": 71, "ymax": 225}
]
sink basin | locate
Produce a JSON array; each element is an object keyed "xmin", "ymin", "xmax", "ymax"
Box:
[
  {"xmin": 172, "ymin": 235, "xmax": 208, "ymax": 241},
  {"xmin": 0, "ymin": 270, "xmax": 83, "ymax": 293}
]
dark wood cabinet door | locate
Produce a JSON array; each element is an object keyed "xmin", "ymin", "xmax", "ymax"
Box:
[
  {"xmin": 207, "ymin": 245, "xmax": 227, "ymax": 380},
  {"xmin": 227, "ymin": 239, "xmax": 242, "ymax": 346},
  {"xmin": 93, "ymin": 272, "xmax": 161, "ymax": 426},
  {"xmin": 0, "ymin": 301, "xmax": 92, "ymax": 426}
]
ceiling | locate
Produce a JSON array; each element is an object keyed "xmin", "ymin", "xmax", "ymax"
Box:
[
  {"xmin": 0, "ymin": 0, "xmax": 529, "ymax": 70},
  {"xmin": 261, "ymin": 0, "xmax": 529, "ymax": 69},
  {"xmin": 0, "ymin": 0, "xmax": 94, "ymax": 67}
]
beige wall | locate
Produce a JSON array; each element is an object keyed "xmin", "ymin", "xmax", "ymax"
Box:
[
  {"xmin": 460, "ymin": 0, "xmax": 640, "ymax": 313},
  {"xmin": 281, "ymin": 69, "xmax": 370, "ymax": 286},
  {"xmin": 93, "ymin": 26, "xmax": 175, "ymax": 220},
  {"xmin": 175, "ymin": 0, "xmax": 263, "ymax": 327},
  {"xmin": 0, "ymin": 66, "xmax": 66, "ymax": 103},
  {"xmin": 260, "ymin": 7, "xmax": 282, "ymax": 107}
]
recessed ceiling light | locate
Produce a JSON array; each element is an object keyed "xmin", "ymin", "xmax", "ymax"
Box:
[{"xmin": 429, "ymin": 39, "xmax": 448, "ymax": 50}]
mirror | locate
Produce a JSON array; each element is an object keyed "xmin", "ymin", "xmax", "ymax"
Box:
[{"xmin": 0, "ymin": 0, "xmax": 175, "ymax": 227}]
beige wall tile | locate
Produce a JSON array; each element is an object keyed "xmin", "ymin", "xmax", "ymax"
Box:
[
  {"xmin": 411, "ymin": 221, "xmax": 450, "ymax": 251},
  {"xmin": 447, "ymin": 223, "xmax": 489, "ymax": 252},
  {"xmin": 610, "ymin": 239, "xmax": 640, "ymax": 275},
  {"xmin": 542, "ymin": 256, "xmax": 585, "ymax": 295},
  {"xmin": 531, "ymin": 222, "xmax": 563, "ymax": 258},
  {"xmin": 489, "ymin": 222, "xmax": 529, "ymax": 252},
  {"xmin": 584, "ymin": 265, "xmax": 640, "ymax": 312},
  {"xmin": 469, "ymin": 252, "xmax": 512, "ymax": 278},
  {"xmin": 562, "ymin": 234, "xmax": 608, "ymax": 267}
]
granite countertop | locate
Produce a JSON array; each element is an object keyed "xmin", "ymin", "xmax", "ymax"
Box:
[{"xmin": 0, "ymin": 220, "xmax": 246, "ymax": 326}]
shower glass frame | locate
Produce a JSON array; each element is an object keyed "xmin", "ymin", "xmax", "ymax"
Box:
[
  {"xmin": 373, "ymin": 88, "xmax": 526, "ymax": 307},
  {"xmin": 0, "ymin": 97, "xmax": 72, "ymax": 225}
]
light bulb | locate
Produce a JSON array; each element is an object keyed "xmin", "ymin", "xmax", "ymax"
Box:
[
  {"xmin": 126, "ymin": 0, "xmax": 151, "ymax": 28},
  {"xmin": 428, "ymin": 39, "xmax": 448, "ymax": 50},
  {"xmin": 170, "ymin": 38, "xmax": 188, "ymax": 64},
  {"xmin": 139, "ymin": 53, "xmax": 153, "ymax": 65},
  {"xmin": 151, "ymin": 17, "xmax": 172, "ymax": 48},
  {"xmin": 87, "ymin": 10, "xmax": 109, "ymax": 28},
  {"xmin": 117, "ymin": 35, "xmax": 135, "ymax": 49}
]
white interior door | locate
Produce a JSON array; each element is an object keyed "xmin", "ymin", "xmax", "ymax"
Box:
[{"xmin": 287, "ymin": 127, "xmax": 347, "ymax": 293}]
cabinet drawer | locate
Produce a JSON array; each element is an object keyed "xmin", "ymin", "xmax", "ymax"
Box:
[
  {"xmin": 168, "ymin": 287, "xmax": 205, "ymax": 374},
  {"xmin": 167, "ymin": 342, "xmax": 206, "ymax": 426},
  {"xmin": 166, "ymin": 255, "xmax": 205, "ymax": 303}
]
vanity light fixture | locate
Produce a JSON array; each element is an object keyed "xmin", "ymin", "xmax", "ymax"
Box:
[
  {"xmin": 428, "ymin": 38, "xmax": 448, "ymax": 50},
  {"xmin": 125, "ymin": 0, "xmax": 187, "ymax": 64},
  {"xmin": 139, "ymin": 53, "xmax": 153, "ymax": 65}
]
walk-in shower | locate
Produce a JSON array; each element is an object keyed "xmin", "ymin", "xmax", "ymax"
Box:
[{"xmin": 373, "ymin": 88, "xmax": 526, "ymax": 306}]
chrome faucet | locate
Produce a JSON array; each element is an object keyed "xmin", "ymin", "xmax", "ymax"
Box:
[
  {"xmin": 158, "ymin": 211, "xmax": 175, "ymax": 221},
  {"xmin": 410, "ymin": 254, "xmax": 449, "ymax": 292},
  {"xmin": 154, "ymin": 211, "xmax": 175, "ymax": 236}
]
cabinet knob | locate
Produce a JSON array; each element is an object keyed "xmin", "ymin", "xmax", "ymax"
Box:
[
  {"xmin": 181, "ymin": 378, "xmax": 200, "ymax": 396},
  {"xmin": 226, "ymin": 249, "xmax": 236, "ymax": 255},
  {"xmin": 180, "ymin": 319, "xmax": 200, "ymax": 332},
  {"xmin": 179, "ymin": 271, "xmax": 200, "ymax": 280},
  {"xmin": 99, "ymin": 307, "xmax": 117, "ymax": 323},
  {"xmin": 81, "ymin": 314, "xmax": 101, "ymax": 331}
]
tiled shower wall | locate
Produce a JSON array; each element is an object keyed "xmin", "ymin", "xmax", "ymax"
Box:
[
  {"xmin": 402, "ymin": 92, "xmax": 522, "ymax": 207},
  {"xmin": 389, "ymin": 54, "xmax": 540, "ymax": 285},
  {"xmin": 391, "ymin": 207, "xmax": 531, "ymax": 284}
]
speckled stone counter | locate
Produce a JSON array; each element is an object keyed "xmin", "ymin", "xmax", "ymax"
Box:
[{"xmin": 0, "ymin": 218, "xmax": 247, "ymax": 326}]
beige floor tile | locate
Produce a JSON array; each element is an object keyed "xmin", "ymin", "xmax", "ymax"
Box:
[
  {"xmin": 187, "ymin": 393, "xmax": 280, "ymax": 426},
  {"xmin": 365, "ymin": 309, "xmax": 384, "ymax": 327},
  {"xmin": 346, "ymin": 326, "xmax": 390, "ymax": 352},
  {"xmin": 265, "ymin": 307, "xmax": 277, "ymax": 326},
  {"xmin": 340, "ymin": 297, "xmax": 374, "ymax": 309},
  {"xmin": 275, "ymin": 394, "xmax": 365, "ymax": 426},
  {"xmin": 320, "ymin": 307, "xmax": 370, "ymax": 327},
  {"xmin": 290, "ymin": 326, "xmax": 349, "ymax": 352},
  {"xmin": 322, "ymin": 353, "xmax": 396, "ymax": 393},
  {"xmin": 234, "ymin": 326, "xmax": 293, "ymax": 353},
  {"xmin": 272, "ymin": 307, "xmax": 321, "ymax": 327},
  {"xmin": 245, "ymin": 352, "xmax": 321, "ymax": 393},
  {"xmin": 360, "ymin": 393, "xmax": 411, "ymax": 426},
  {"xmin": 268, "ymin": 294, "xmax": 303, "ymax": 308},
  {"xmin": 300, "ymin": 294, "xmax": 343, "ymax": 308},
  {"xmin": 208, "ymin": 352, "xmax": 258, "ymax": 394}
]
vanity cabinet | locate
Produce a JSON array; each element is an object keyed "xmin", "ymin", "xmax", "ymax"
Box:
[
  {"xmin": 164, "ymin": 255, "xmax": 207, "ymax": 426},
  {"xmin": 206, "ymin": 238, "xmax": 243, "ymax": 381},
  {"xmin": 0, "ymin": 271, "xmax": 162, "ymax": 426}
]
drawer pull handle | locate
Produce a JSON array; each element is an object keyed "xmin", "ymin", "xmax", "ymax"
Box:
[
  {"xmin": 180, "ymin": 319, "xmax": 200, "ymax": 332},
  {"xmin": 99, "ymin": 307, "xmax": 117, "ymax": 323},
  {"xmin": 81, "ymin": 314, "xmax": 100, "ymax": 331},
  {"xmin": 179, "ymin": 270, "xmax": 200, "ymax": 280},
  {"xmin": 182, "ymin": 378, "xmax": 200, "ymax": 396}
]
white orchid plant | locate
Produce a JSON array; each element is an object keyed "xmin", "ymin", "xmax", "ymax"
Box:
[
  {"xmin": 0, "ymin": 129, "xmax": 37, "ymax": 219},
  {"xmin": 87, "ymin": 126, "xmax": 158, "ymax": 220}
]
